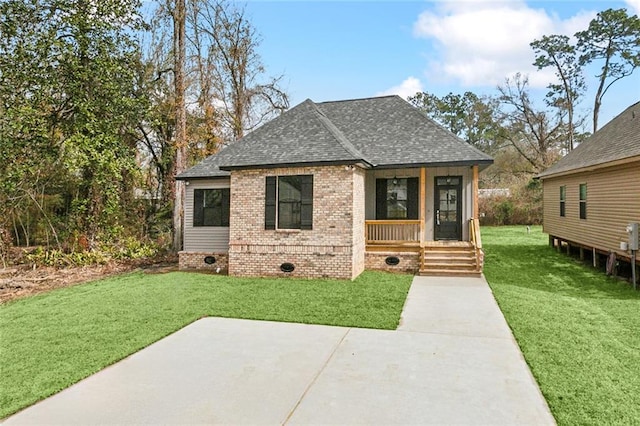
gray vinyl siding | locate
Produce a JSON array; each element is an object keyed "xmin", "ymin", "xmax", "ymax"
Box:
[
  {"xmin": 184, "ymin": 178, "xmax": 231, "ymax": 252},
  {"xmin": 542, "ymin": 160, "xmax": 640, "ymax": 256},
  {"xmin": 364, "ymin": 166, "xmax": 473, "ymax": 241}
]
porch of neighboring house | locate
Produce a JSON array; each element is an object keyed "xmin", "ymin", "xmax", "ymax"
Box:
[{"xmin": 364, "ymin": 166, "xmax": 484, "ymax": 277}]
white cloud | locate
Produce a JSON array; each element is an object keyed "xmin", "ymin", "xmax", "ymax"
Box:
[
  {"xmin": 413, "ymin": 0, "xmax": 597, "ymax": 88},
  {"xmin": 377, "ymin": 76, "xmax": 424, "ymax": 99},
  {"xmin": 626, "ymin": 0, "xmax": 640, "ymax": 15}
]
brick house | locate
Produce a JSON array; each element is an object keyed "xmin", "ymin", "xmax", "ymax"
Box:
[{"xmin": 177, "ymin": 95, "xmax": 493, "ymax": 279}]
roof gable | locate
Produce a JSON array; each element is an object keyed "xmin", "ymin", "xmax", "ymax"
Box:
[
  {"xmin": 217, "ymin": 99, "xmax": 370, "ymax": 170},
  {"xmin": 538, "ymin": 101, "xmax": 640, "ymax": 178}
]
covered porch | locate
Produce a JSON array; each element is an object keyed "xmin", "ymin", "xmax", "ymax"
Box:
[{"xmin": 363, "ymin": 166, "xmax": 484, "ymax": 276}]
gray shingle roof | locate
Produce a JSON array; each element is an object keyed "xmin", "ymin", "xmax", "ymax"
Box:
[
  {"xmin": 538, "ymin": 101, "xmax": 640, "ymax": 178},
  {"xmin": 316, "ymin": 96, "xmax": 492, "ymax": 168},
  {"xmin": 178, "ymin": 95, "xmax": 493, "ymax": 179}
]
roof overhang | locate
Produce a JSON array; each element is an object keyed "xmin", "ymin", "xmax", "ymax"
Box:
[
  {"xmin": 176, "ymin": 174, "xmax": 230, "ymax": 181},
  {"xmin": 219, "ymin": 159, "xmax": 374, "ymax": 171},
  {"xmin": 536, "ymin": 155, "xmax": 640, "ymax": 180},
  {"xmin": 372, "ymin": 159, "xmax": 494, "ymax": 171}
]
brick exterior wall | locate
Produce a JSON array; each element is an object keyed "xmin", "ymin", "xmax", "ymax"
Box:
[
  {"xmin": 365, "ymin": 252, "xmax": 420, "ymax": 274},
  {"xmin": 179, "ymin": 252, "xmax": 229, "ymax": 273},
  {"xmin": 228, "ymin": 165, "xmax": 364, "ymax": 279}
]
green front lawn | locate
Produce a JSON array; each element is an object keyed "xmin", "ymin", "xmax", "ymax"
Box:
[
  {"xmin": 0, "ymin": 270, "xmax": 412, "ymax": 419},
  {"xmin": 3, "ymin": 228, "xmax": 639, "ymax": 423},
  {"xmin": 483, "ymin": 226, "xmax": 640, "ymax": 425}
]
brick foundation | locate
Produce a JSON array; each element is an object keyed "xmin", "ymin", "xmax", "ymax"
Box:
[
  {"xmin": 228, "ymin": 249, "xmax": 353, "ymax": 279},
  {"xmin": 365, "ymin": 252, "xmax": 420, "ymax": 274},
  {"xmin": 179, "ymin": 251, "xmax": 229, "ymax": 273}
]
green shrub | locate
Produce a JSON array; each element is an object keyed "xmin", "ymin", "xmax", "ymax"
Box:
[{"xmin": 25, "ymin": 238, "xmax": 158, "ymax": 267}]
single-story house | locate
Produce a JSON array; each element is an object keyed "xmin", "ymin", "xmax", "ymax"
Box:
[
  {"xmin": 537, "ymin": 100, "xmax": 640, "ymax": 266},
  {"xmin": 177, "ymin": 95, "xmax": 493, "ymax": 279}
]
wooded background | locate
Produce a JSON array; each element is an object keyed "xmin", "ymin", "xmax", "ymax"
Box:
[{"xmin": 1, "ymin": 1, "xmax": 638, "ymax": 266}]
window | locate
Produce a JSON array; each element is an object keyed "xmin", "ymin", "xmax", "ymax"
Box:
[
  {"xmin": 193, "ymin": 188, "xmax": 230, "ymax": 227},
  {"xmin": 579, "ymin": 183, "xmax": 587, "ymax": 219},
  {"xmin": 265, "ymin": 175, "xmax": 313, "ymax": 230},
  {"xmin": 375, "ymin": 177, "xmax": 419, "ymax": 220},
  {"xmin": 559, "ymin": 185, "xmax": 566, "ymax": 217}
]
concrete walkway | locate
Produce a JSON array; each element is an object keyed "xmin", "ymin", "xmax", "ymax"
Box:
[{"xmin": 3, "ymin": 276, "xmax": 555, "ymax": 425}]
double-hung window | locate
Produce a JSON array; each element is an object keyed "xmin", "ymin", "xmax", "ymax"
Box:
[
  {"xmin": 579, "ymin": 183, "xmax": 587, "ymax": 219},
  {"xmin": 559, "ymin": 185, "xmax": 566, "ymax": 217},
  {"xmin": 375, "ymin": 177, "xmax": 419, "ymax": 220},
  {"xmin": 265, "ymin": 175, "xmax": 313, "ymax": 230},
  {"xmin": 193, "ymin": 188, "xmax": 230, "ymax": 227}
]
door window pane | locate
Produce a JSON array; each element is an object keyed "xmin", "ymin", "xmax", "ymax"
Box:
[
  {"xmin": 439, "ymin": 189, "xmax": 457, "ymax": 220},
  {"xmin": 436, "ymin": 176, "xmax": 460, "ymax": 186}
]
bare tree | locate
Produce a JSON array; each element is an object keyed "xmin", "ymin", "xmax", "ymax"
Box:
[
  {"xmin": 172, "ymin": 0, "xmax": 187, "ymax": 251},
  {"xmin": 576, "ymin": 8, "xmax": 640, "ymax": 132},
  {"xmin": 141, "ymin": 0, "xmax": 289, "ymax": 251},
  {"xmin": 497, "ymin": 74, "xmax": 565, "ymax": 172},
  {"xmin": 531, "ymin": 35, "xmax": 586, "ymax": 151},
  {"xmin": 187, "ymin": 0, "xmax": 288, "ymax": 142}
]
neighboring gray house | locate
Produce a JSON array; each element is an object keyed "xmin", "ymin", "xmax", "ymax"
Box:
[
  {"xmin": 538, "ymin": 101, "xmax": 640, "ymax": 266},
  {"xmin": 177, "ymin": 95, "xmax": 493, "ymax": 279}
]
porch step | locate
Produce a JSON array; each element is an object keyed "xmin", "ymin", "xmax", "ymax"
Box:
[
  {"xmin": 419, "ymin": 269, "xmax": 482, "ymax": 277},
  {"xmin": 420, "ymin": 244, "xmax": 480, "ymax": 276}
]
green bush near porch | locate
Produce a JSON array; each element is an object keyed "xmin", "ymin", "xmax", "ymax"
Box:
[
  {"xmin": 483, "ymin": 226, "xmax": 640, "ymax": 425},
  {"xmin": 0, "ymin": 270, "xmax": 412, "ymax": 419}
]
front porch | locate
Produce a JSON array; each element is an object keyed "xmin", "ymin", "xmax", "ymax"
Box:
[
  {"xmin": 363, "ymin": 165, "xmax": 484, "ymax": 276},
  {"xmin": 364, "ymin": 218, "xmax": 484, "ymax": 276}
]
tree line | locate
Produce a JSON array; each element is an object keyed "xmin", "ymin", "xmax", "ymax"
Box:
[
  {"xmin": 0, "ymin": 0, "xmax": 287, "ymax": 265},
  {"xmin": 0, "ymin": 2, "xmax": 638, "ymax": 263},
  {"xmin": 410, "ymin": 8, "xmax": 639, "ymax": 225}
]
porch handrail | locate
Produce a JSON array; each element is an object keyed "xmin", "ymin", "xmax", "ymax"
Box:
[
  {"xmin": 365, "ymin": 220, "xmax": 421, "ymax": 244},
  {"xmin": 469, "ymin": 218, "xmax": 482, "ymax": 249},
  {"xmin": 469, "ymin": 218, "xmax": 483, "ymax": 271}
]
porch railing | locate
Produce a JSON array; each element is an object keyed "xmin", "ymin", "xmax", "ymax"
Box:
[{"xmin": 365, "ymin": 220, "xmax": 421, "ymax": 245}]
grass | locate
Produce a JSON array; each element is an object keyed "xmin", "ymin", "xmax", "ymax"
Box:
[
  {"xmin": 4, "ymin": 229, "xmax": 639, "ymax": 423},
  {"xmin": 483, "ymin": 226, "xmax": 640, "ymax": 425},
  {"xmin": 0, "ymin": 270, "xmax": 412, "ymax": 419}
]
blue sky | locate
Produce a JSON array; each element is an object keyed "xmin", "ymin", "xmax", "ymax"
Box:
[{"xmin": 242, "ymin": 0, "xmax": 640, "ymax": 129}]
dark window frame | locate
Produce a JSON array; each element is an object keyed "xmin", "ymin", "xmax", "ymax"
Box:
[
  {"xmin": 375, "ymin": 177, "xmax": 419, "ymax": 220},
  {"xmin": 579, "ymin": 183, "xmax": 587, "ymax": 220},
  {"xmin": 559, "ymin": 185, "xmax": 566, "ymax": 217},
  {"xmin": 265, "ymin": 175, "xmax": 313, "ymax": 230},
  {"xmin": 193, "ymin": 188, "xmax": 230, "ymax": 227}
]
